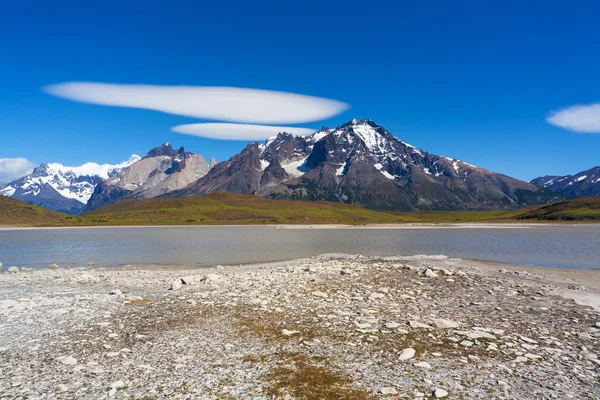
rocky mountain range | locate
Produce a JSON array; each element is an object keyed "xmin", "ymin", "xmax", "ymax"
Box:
[
  {"xmin": 167, "ymin": 119, "xmax": 561, "ymax": 211},
  {"xmin": 2, "ymin": 120, "xmax": 571, "ymax": 214},
  {"xmin": 0, "ymin": 155, "xmax": 141, "ymax": 214},
  {"xmin": 0, "ymin": 143, "xmax": 215, "ymax": 214},
  {"xmin": 531, "ymin": 166, "xmax": 600, "ymax": 197},
  {"xmin": 84, "ymin": 143, "xmax": 215, "ymax": 212}
]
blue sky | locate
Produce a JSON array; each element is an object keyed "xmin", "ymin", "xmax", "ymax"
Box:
[{"xmin": 1, "ymin": 0, "xmax": 599, "ymax": 183}]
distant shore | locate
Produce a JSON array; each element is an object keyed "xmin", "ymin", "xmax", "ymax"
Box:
[{"xmin": 2, "ymin": 221, "xmax": 599, "ymax": 230}]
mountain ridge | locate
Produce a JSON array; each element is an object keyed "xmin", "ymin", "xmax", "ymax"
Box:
[
  {"xmin": 0, "ymin": 155, "xmax": 140, "ymax": 214},
  {"xmin": 531, "ymin": 166, "xmax": 600, "ymax": 197},
  {"xmin": 166, "ymin": 119, "xmax": 561, "ymax": 210}
]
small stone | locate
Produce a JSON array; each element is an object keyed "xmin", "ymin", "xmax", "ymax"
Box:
[
  {"xmin": 379, "ymin": 387, "xmax": 398, "ymax": 395},
  {"xmin": 432, "ymin": 318, "xmax": 460, "ymax": 329},
  {"xmin": 414, "ymin": 361, "xmax": 431, "ymax": 369},
  {"xmin": 340, "ymin": 269, "xmax": 353, "ymax": 275},
  {"xmin": 369, "ymin": 292, "xmax": 385, "ymax": 300},
  {"xmin": 108, "ymin": 333, "xmax": 118, "ymax": 339},
  {"xmin": 109, "ymin": 289, "xmax": 122, "ymax": 296},
  {"xmin": 312, "ymin": 291, "xmax": 328, "ymax": 298},
  {"xmin": 356, "ymin": 323, "xmax": 372, "ymax": 329},
  {"xmin": 399, "ymin": 347, "xmax": 416, "ymax": 360},
  {"xmin": 425, "ymin": 269, "xmax": 438, "ymax": 278},
  {"xmin": 514, "ymin": 356, "xmax": 529, "ymax": 363},
  {"xmin": 281, "ymin": 329, "xmax": 299, "ymax": 336},
  {"xmin": 433, "ymin": 388, "xmax": 448, "ymax": 398},
  {"xmin": 594, "ymin": 322, "xmax": 600, "ymax": 329},
  {"xmin": 170, "ymin": 279, "xmax": 183, "ymax": 290},
  {"xmin": 48, "ymin": 263, "xmax": 60, "ymax": 270},
  {"xmin": 56, "ymin": 384, "xmax": 68, "ymax": 392},
  {"xmin": 385, "ymin": 322, "xmax": 400, "ymax": 329},
  {"xmin": 7, "ymin": 266, "xmax": 19, "ymax": 273},
  {"xmin": 460, "ymin": 340, "xmax": 474, "ymax": 347},
  {"xmin": 525, "ymin": 353, "xmax": 542, "ymax": 359},
  {"xmin": 410, "ymin": 320, "xmax": 434, "ymax": 329},
  {"xmin": 57, "ymin": 356, "xmax": 77, "ymax": 365},
  {"xmin": 106, "ymin": 352, "xmax": 120, "ymax": 358}
]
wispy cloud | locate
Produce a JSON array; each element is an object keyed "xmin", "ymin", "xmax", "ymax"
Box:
[
  {"xmin": 43, "ymin": 82, "xmax": 350, "ymax": 124},
  {"xmin": 172, "ymin": 123, "xmax": 315, "ymax": 140},
  {"xmin": 0, "ymin": 158, "xmax": 35, "ymax": 184},
  {"xmin": 547, "ymin": 103, "xmax": 600, "ymax": 133}
]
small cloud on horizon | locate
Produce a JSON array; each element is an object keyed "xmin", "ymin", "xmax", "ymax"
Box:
[
  {"xmin": 43, "ymin": 82, "xmax": 350, "ymax": 125},
  {"xmin": 0, "ymin": 158, "xmax": 35, "ymax": 184},
  {"xmin": 547, "ymin": 103, "xmax": 600, "ymax": 133},
  {"xmin": 172, "ymin": 123, "xmax": 315, "ymax": 140}
]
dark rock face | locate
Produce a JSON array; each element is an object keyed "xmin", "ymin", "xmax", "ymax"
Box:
[
  {"xmin": 531, "ymin": 167, "xmax": 600, "ymax": 197},
  {"xmin": 145, "ymin": 142, "xmax": 184, "ymax": 159},
  {"xmin": 168, "ymin": 119, "xmax": 562, "ymax": 210}
]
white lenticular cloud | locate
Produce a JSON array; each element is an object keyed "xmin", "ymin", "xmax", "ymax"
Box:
[
  {"xmin": 0, "ymin": 158, "xmax": 35, "ymax": 184},
  {"xmin": 547, "ymin": 103, "xmax": 600, "ymax": 133},
  {"xmin": 172, "ymin": 123, "xmax": 316, "ymax": 140},
  {"xmin": 43, "ymin": 82, "xmax": 350, "ymax": 124}
]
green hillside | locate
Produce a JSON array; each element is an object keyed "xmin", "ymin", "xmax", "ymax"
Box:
[
  {"xmin": 71, "ymin": 193, "xmax": 409, "ymax": 225},
  {"xmin": 0, "ymin": 196, "xmax": 67, "ymax": 226},
  {"xmin": 515, "ymin": 196, "xmax": 600, "ymax": 221}
]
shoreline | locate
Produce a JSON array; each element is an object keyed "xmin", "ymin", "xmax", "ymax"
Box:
[
  {"xmin": 2, "ymin": 222, "xmax": 599, "ymax": 231},
  {"xmin": 1, "ymin": 253, "xmax": 599, "ymax": 398}
]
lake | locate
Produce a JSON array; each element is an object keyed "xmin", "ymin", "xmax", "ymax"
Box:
[{"xmin": 0, "ymin": 225, "xmax": 599, "ymax": 270}]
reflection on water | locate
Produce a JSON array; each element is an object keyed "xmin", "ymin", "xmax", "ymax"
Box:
[{"xmin": 0, "ymin": 225, "xmax": 599, "ymax": 269}]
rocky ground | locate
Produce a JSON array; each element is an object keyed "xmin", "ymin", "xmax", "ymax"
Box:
[{"xmin": 1, "ymin": 254, "xmax": 599, "ymax": 399}]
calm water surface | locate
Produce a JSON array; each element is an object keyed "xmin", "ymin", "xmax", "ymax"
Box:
[{"xmin": 0, "ymin": 225, "xmax": 599, "ymax": 269}]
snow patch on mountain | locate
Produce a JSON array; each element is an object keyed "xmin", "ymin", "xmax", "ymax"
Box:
[{"xmin": 0, "ymin": 155, "xmax": 140, "ymax": 205}]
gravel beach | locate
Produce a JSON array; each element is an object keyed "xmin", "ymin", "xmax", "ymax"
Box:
[{"xmin": 1, "ymin": 254, "xmax": 599, "ymax": 399}]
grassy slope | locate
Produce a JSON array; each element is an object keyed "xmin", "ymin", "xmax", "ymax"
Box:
[
  {"xmin": 0, "ymin": 196, "xmax": 67, "ymax": 226},
  {"xmin": 515, "ymin": 196, "xmax": 600, "ymax": 221},
  {"xmin": 3, "ymin": 193, "xmax": 599, "ymax": 226},
  {"xmin": 70, "ymin": 193, "xmax": 410, "ymax": 225}
]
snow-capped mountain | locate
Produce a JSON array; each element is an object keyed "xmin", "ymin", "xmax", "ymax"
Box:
[
  {"xmin": 531, "ymin": 166, "xmax": 600, "ymax": 197},
  {"xmin": 0, "ymin": 155, "xmax": 141, "ymax": 214},
  {"xmin": 84, "ymin": 143, "xmax": 214, "ymax": 212},
  {"xmin": 168, "ymin": 119, "xmax": 561, "ymax": 210}
]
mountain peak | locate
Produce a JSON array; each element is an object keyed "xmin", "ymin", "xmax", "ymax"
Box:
[
  {"xmin": 146, "ymin": 142, "xmax": 184, "ymax": 158},
  {"xmin": 342, "ymin": 118, "xmax": 377, "ymax": 127}
]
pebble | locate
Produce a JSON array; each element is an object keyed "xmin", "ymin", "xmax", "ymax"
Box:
[
  {"xmin": 170, "ymin": 279, "xmax": 183, "ymax": 291},
  {"xmin": 425, "ymin": 269, "xmax": 438, "ymax": 278},
  {"xmin": 379, "ymin": 387, "xmax": 398, "ymax": 394},
  {"xmin": 109, "ymin": 289, "xmax": 122, "ymax": 296},
  {"xmin": 281, "ymin": 329, "xmax": 299, "ymax": 336},
  {"xmin": 433, "ymin": 388, "xmax": 449, "ymax": 398},
  {"xmin": 414, "ymin": 361, "xmax": 431, "ymax": 369},
  {"xmin": 410, "ymin": 320, "xmax": 434, "ymax": 329},
  {"xmin": 399, "ymin": 347, "xmax": 416, "ymax": 360},
  {"xmin": 57, "ymin": 356, "xmax": 77, "ymax": 365},
  {"xmin": 432, "ymin": 318, "xmax": 460, "ymax": 329},
  {"xmin": 312, "ymin": 291, "xmax": 328, "ymax": 298},
  {"xmin": 7, "ymin": 266, "xmax": 19, "ymax": 273}
]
